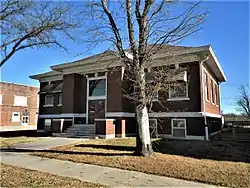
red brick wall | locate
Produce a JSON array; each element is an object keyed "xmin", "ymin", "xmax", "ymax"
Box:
[
  {"xmin": 202, "ymin": 66, "xmax": 220, "ymax": 115},
  {"xmin": 0, "ymin": 82, "xmax": 39, "ymax": 126}
]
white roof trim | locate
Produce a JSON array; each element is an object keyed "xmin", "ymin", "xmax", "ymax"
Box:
[{"xmin": 208, "ymin": 46, "xmax": 227, "ymax": 82}]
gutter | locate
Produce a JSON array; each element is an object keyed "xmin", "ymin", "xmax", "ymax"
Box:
[{"xmin": 200, "ymin": 55, "xmax": 209, "ymax": 140}]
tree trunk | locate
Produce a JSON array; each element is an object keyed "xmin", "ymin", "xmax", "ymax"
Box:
[
  {"xmin": 133, "ymin": 66, "xmax": 153, "ymax": 157},
  {"xmin": 134, "ymin": 104, "xmax": 153, "ymax": 156}
]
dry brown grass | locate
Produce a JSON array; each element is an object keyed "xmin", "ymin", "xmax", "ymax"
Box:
[
  {"xmin": 34, "ymin": 138, "xmax": 250, "ymax": 188},
  {"xmin": 0, "ymin": 163, "xmax": 105, "ymax": 187},
  {"xmin": 0, "ymin": 137, "xmax": 41, "ymax": 147}
]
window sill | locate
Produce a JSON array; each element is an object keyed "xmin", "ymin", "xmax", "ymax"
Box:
[
  {"xmin": 43, "ymin": 104, "xmax": 54, "ymax": 107},
  {"xmin": 13, "ymin": 105, "xmax": 28, "ymax": 107},
  {"xmin": 167, "ymin": 97, "xmax": 190, "ymax": 101}
]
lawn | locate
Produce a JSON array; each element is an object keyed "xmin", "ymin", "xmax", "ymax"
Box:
[
  {"xmin": 0, "ymin": 163, "xmax": 104, "ymax": 187},
  {"xmin": 0, "ymin": 136, "xmax": 41, "ymax": 147},
  {"xmin": 34, "ymin": 138, "xmax": 250, "ymax": 188}
]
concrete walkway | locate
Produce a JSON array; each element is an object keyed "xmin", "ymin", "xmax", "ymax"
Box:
[
  {"xmin": 10, "ymin": 137, "xmax": 83, "ymax": 150},
  {"xmin": 1, "ymin": 152, "xmax": 218, "ymax": 187}
]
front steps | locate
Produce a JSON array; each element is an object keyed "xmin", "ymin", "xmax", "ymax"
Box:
[{"xmin": 53, "ymin": 124, "xmax": 96, "ymax": 138}]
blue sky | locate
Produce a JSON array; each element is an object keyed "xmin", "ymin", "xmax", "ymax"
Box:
[{"xmin": 0, "ymin": 1, "xmax": 249, "ymax": 114}]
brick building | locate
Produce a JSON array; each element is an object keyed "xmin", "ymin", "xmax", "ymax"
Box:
[
  {"xmin": 31, "ymin": 45, "xmax": 226, "ymax": 140},
  {"xmin": 0, "ymin": 82, "xmax": 39, "ymax": 127}
]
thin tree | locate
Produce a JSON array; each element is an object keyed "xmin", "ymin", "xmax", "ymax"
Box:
[
  {"xmin": 0, "ymin": 0, "xmax": 80, "ymax": 67},
  {"xmin": 82, "ymin": 0, "xmax": 207, "ymax": 156},
  {"xmin": 236, "ymin": 85, "xmax": 250, "ymax": 117}
]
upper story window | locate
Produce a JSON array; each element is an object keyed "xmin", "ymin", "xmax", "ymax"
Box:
[
  {"xmin": 89, "ymin": 79, "xmax": 106, "ymax": 97},
  {"xmin": 216, "ymin": 85, "xmax": 219, "ymax": 105},
  {"xmin": 14, "ymin": 95, "xmax": 27, "ymax": 106},
  {"xmin": 211, "ymin": 79, "xmax": 215, "ymax": 104},
  {"xmin": 169, "ymin": 82, "xmax": 189, "ymax": 100},
  {"xmin": 0, "ymin": 94, "xmax": 2, "ymax": 105},
  {"xmin": 58, "ymin": 93, "xmax": 62, "ymax": 106},
  {"xmin": 204, "ymin": 73, "xmax": 209, "ymax": 101},
  {"xmin": 213, "ymin": 82, "xmax": 217, "ymax": 105},
  {"xmin": 44, "ymin": 94, "xmax": 54, "ymax": 107}
]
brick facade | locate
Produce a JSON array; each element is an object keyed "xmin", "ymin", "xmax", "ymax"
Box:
[
  {"xmin": 0, "ymin": 82, "xmax": 39, "ymax": 126},
  {"xmin": 203, "ymin": 65, "xmax": 220, "ymax": 115}
]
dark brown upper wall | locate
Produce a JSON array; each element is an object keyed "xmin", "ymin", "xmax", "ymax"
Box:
[
  {"xmin": 107, "ymin": 68, "xmax": 123, "ymax": 112},
  {"xmin": 63, "ymin": 73, "xmax": 86, "ymax": 113},
  {"xmin": 152, "ymin": 61, "xmax": 202, "ymax": 112},
  {"xmin": 74, "ymin": 74, "xmax": 87, "ymax": 113}
]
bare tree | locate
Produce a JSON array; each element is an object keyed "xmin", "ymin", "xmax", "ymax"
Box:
[
  {"xmin": 0, "ymin": 0, "xmax": 80, "ymax": 67},
  {"xmin": 236, "ymin": 85, "xmax": 250, "ymax": 117},
  {"xmin": 81, "ymin": 0, "xmax": 207, "ymax": 156}
]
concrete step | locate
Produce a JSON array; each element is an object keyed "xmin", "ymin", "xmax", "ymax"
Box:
[{"xmin": 66, "ymin": 127, "xmax": 95, "ymax": 131}]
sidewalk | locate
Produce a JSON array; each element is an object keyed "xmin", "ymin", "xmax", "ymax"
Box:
[
  {"xmin": 10, "ymin": 137, "xmax": 83, "ymax": 150},
  {"xmin": 1, "ymin": 151, "xmax": 218, "ymax": 187}
]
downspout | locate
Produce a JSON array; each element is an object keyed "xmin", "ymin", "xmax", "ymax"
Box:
[{"xmin": 200, "ymin": 55, "xmax": 209, "ymax": 140}]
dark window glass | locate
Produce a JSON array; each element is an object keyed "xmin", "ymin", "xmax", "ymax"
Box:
[{"xmin": 89, "ymin": 79, "xmax": 106, "ymax": 96}]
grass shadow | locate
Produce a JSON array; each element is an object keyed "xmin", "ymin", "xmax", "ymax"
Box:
[
  {"xmin": 0, "ymin": 148, "xmax": 132, "ymax": 156},
  {"xmin": 75, "ymin": 144, "xmax": 135, "ymax": 151},
  {"xmin": 152, "ymin": 137, "xmax": 250, "ymax": 163}
]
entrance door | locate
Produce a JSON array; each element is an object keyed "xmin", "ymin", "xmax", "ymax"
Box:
[
  {"xmin": 88, "ymin": 99, "xmax": 105, "ymax": 124},
  {"xmin": 22, "ymin": 116, "xmax": 29, "ymax": 126}
]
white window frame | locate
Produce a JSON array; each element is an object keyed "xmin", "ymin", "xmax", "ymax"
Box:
[
  {"xmin": 0, "ymin": 94, "xmax": 2, "ymax": 105},
  {"xmin": 86, "ymin": 75, "xmax": 107, "ymax": 124},
  {"xmin": 58, "ymin": 93, "xmax": 62, "ymax": 106},
  {"xmin": 88, "ymin": 76, "xmax": 107, "ymax": 100},
  {"xmin": 213, "ymin": 82, "xmax": 217, "ymax": 106},
  {"xmin": 210, "ymin": 79, "xmax": 215, "ymax": 105},
  {"xmin": 168, "ymin": 83, "xmax": 189, "ymax": 101},
  {"xmin": 44, "ymin": 119, "xmax": 52, "ymax": 131},
  {"xmin": 22, "ymin": 116, "xmax": 29, "ymax": 125},
  {"xmin": 14, "ymin": 95, "xmax": 27, "ymax": 107},
  {"xmin": 12, "ymin": 112, "xmax": 20, "ymax": 122},
  {"xmin": 171, "ymin": 119, "xmax": 187, "ymax": 137},
  {"xmin": 204, "ymin": 73, "xmax": 209, "ymax": 102},
  {"xmin": 44, "ymin": 94, "xmax": 54, "ymax": 107}
]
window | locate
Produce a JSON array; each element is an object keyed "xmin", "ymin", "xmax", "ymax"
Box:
[
  {"xmin": 169, "ymin": 82, "xmax": 188, "ymax": 99},
  {"xmin": 204, "ymin": 73, "xmax": 209, "ymax": 101},
  {"xmin": 152, "ymin": 91, "xmax": 158, "ymax": 101},
  {"xmin": 149, "ymin": 119, "xmax": 158, "ymax": 137},
  {"xmin": 44, "ymin": 95, "xmax": 54, "ymax": 106},
  {"xmin": 22, "ymin": 116, "xmax": 29, "ymax": 125},
  {"xmin": 0, "ymin": 94, "xmax": 2, "ymax": 105},
  {"xmin": 14, "ymin": 95, "xmax": 27, "ymax": 106},
  {"xmin": 216, "ymin": 85, "xmax": 219, "ymax": 105},
  {"xmin": 213, "ymin": 82, "xmax": 217, "ymax": 105},
  {"xmin": 12, "ymin": 112, "xmax": 20, "ymax": 122},
  {"xmin": 167, "ymin": 64, "xmax": 176, "ymax": 69},
  {"xmin": 172, "ymin": 119, "xmax": 186, "ymax": 138},
  {"xmin": 58, "ymin": 93, "xmax": 62, "ymax": 106},
  {"xmin": 89, "ymin": 79, "xmax": 106, "ymax": 97},
  {"xmin": 210, "ymin": 80, "xmax": 215, "ymax": 104},
  {"xmin": 44, "ymin": 119, "xmax": 51, "ymax": 131}
]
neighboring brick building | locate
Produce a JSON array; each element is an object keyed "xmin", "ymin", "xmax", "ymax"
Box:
[{"xmin": 0, "ymin": 82, "xmax": 39, "ymax": 127}]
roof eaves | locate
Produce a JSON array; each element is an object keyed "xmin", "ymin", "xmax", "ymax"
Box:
[{"xmin": 208, "ymin": 46, "xmax": 227, "ymax": 82}]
